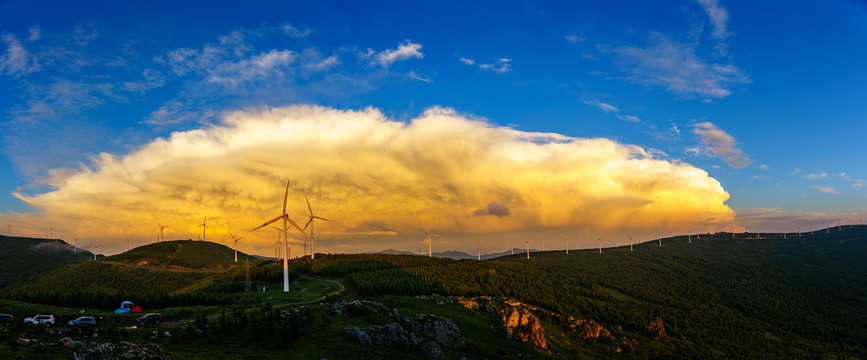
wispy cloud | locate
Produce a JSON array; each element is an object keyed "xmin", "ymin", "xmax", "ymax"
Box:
[
  {"xmin": 804, "ymin": 173, "xmax": 828, "ymax": 180},
  {"xmin": 7, "ymin": 105, "xmax": 734, "ymax": 254},
  {"xmin": 565, "ymin": 34, "xmax": 586, "ymax": 43},
  {"xmin": 459, "ymin": 57, "xmax": 512, "ymax": 73},
  {"xmin": 759, "ymin": 164, "xmax": 768, "ymax": 170},
  {"xmin": 583, "ymin": 99, "xmax": 640, "ymax": 123},
  {"xmin": 691, "ymin": 121, "xmax": 752, "ymax": 168},
  {"xmin": 696, "ymin": 0, "xmax": 730, "ymax": 39},
  {"xmin": 614, "ymin": 33, "xmax": 749, "ymax": 98},
  {"xmin": 0, "ymin": 34, "xmax": 39, "ymax": 75},
  {"xmin": 279, "ymin": 23, "xmax": 311, "ymax": 38},
  {"xmin": 363, "ymin": 40, "xmax": 423, "ymax": 66},
  {"xmin": 812, "ymin": 186, "xmax": 837, "ymax": 194}
]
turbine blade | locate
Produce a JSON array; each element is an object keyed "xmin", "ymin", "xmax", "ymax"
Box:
[
  {"xmin": 284, "ymin": 215, "xmax": 310, "ymax": 239},
  {"xmin": 306, "ymin": 196, "xmax": 312, "ymax": 215},
  {"xmin": 302, "ymin": 218, "xmax": 313, "ymax": 231},
  {"xmin": 432, "ymin": 233, "xmax": 440, "ymax": 237},
  {"xmin": 253, "ymin": 215, "xmax": 284, "ymax": 231},
  {"xmin": 283, "ymin": 179, "xmax": 290, "ymax": 213},
  {"xmin": 313, "ymin": 216, "xmax": 329, "ymax": 222}
]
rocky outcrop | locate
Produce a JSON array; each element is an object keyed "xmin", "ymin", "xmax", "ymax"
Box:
[
  {"xmin": 645, "ymin": 317, "xmax": 667, "ymax": 341},
  {"xmin": 456, "ymin": 296, "xmax": 495, "ymax": 313},
  {"xmin": 71, "ymin": 341, "xmax": 174, "ymax": 360},
  {"xmin": 338, "ymin": 301, "xmax": 464, "ymax": 359},
  {"xmin": 570, "ymin": 319, "xmax": 612, "ymax": 342},
  {"xmin": 501, "ymin": 307, "xmax": 547, "ymax": 349}
]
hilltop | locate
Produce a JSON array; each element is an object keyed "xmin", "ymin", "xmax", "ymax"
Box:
[
  {"xmin": 104, "ymin": 239, "xmax": 248, "ymax": 270},
  {"xmin": 0, "ymin": 235, "xmax": 94, "ymax": 291}
]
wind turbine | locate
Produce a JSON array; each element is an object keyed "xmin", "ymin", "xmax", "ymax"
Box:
[
  {"xmin": 541, "ymin": 237, "xmax": 545, "ymax": 252},
  {"xmin": 564, "ymin": 235, "xmax": 568, "ymax": 255},
  {"xmin": 697, "ymin": 226, "xmax": 701, "ymax": 240},
  {"xmin": 73, "ymin": 239, "xmax": 77, "ymax": 253},
  {"xmin": 126, "ymin": 238, "xmax": 130, "ymax": 252},
  {"xmin": 475, "ymin": 239, "xmax": 482, "ymax": 260},
  {"xmin": 598, "ymin": 237, "xmax": 603, "ymax": 254},
  {"xmin": 688, "ymin": 230, "xmax": 691, "ymax": 244},
  {"xmin": 302, "ymin": 197, "xmax": 329, "ymax": 260},
  {"xmin": 424, "ymin": 227, "xmax": 439, "ymax": 257},
  {"xmin": 525, "ymin": 238, "xmax": 529, "ymax": 260},
  {"xmin": 92, "ymin": 243, "xmax": 98, "ymax": 261},
  {"xmin": 197, "ymin": 218, "xmax": 210, "ymax": 242},
  {"xmin": 657, "ymin": 229, "xmax": 661, "ymax": 247},
  {"xmin": 230, "ymin": 233, "xmax": 244, "ymax": 262},
  {"xmin": 629, "ymin": 233, "xmax": 633, "ymax": 251},
  {"xmin": 510, "ymin": 239, "xmax": 514, "ymax": 255},
  {"xmin": 158, "ymin": 223, "xmax": 168, "ymax": 242},
  {"xmin": 252, "ymin": 179, "xmax": 309, "ymax": 292},
  {"xmin": 783, "ymin": 226, "xmax": 787, "ymax": 239}
]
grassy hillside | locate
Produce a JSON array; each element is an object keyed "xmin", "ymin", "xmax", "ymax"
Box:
[
  {"xmin": 0, "ymin": 235, "xmax": 93, "ymax": 290},
  {"xmin": 332, "ymin": 226, "xmax": 867, "ymax": 358},
  {"xmin": 104, "ymin": 240, "xmax": 247, "ymax": 269}
]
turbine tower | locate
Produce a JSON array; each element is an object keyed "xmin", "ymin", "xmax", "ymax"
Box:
[
  {"xmin": 158, "ymin": 223, "xmax": 168, "ymax": 242},
  {"xmin": 657, "ymin": 229, "xmax": 661, "ymax": 247},
  {"xmin": 197, "ymin": 218, "xmax": 209, "ymax": 242},
  {"xmin": 424, "ymin": 227, "xmax": 439, "ymax": 257},
  {"xmin": 510, "ymin": 239, "xmax": 514, "ymax": 255},
  {"xmin": 564, "ymin": 235, "xmax": 568, "ymax": 255},
  {"xmin": 629, "ymin": 233, "xmax": 633, "ymax": 251},
  {"xmin": 475, "ymin": 239, "xmax": 482, "ymax": 260},
  {"xmin": 302, "ymin": 197, "xmax": 329, "ymax": 260},
  {"xmin": 92, "ymin": 243, "xmax": 98, "ymax": 261},
  {"xmin": 598, "ymin": 237, "xmax": 603, "ymax": 254},
  {"xmin": 525, "ymin": 238, "xmax": 529, "ymax": 260},
  {"xmin": 230, "ymin": 233, "xmax": 244, "ymax": 262},
  {"xmin": 253, "ymin": 179, "xmax": 310, "ymax": 293},
  {"xmin": 688, "ymin": 230, "xmax": 691, "ymax": 244}
]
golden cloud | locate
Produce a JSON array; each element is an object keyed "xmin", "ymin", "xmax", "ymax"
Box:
[{"xmin": 6, "ymin": 105, "xmax": 734, "ymax": 255}]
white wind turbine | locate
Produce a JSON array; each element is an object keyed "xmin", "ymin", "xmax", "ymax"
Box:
[
  {"xmin": 230, "ymin": 233, "xmax": 244, "ymax": 262},
  {"xmin": 424, "ymin": 227, "xmax": 440, "ymax": 257},
  {"xmin": 475, "ymin": 239, "xmax": 482, "ymax": 260},
  {"xmin": 302, "ymin": 197, "xmax": 329, "ymax": 260},
  {"xmin": 629, "ymin": 233, "xmax": 633, "ymax": 251},
  {"xmin": 564, "ymin": 235, "xmax": 568, "ymax": 255},
  {"xmin": 91, "ymin": 243, "xmax": 98, "ymax": 261},
  {"xmin": 525, "ymin": 238, "xmax": 530, "ymax": 260},
  {"xmin": 688, "ymin": 230, "xmax": 691, "ymax": 244},
  {"xmin": 541, "ymin": 237, "xmax": 545, "ymax": 252},
  {"xmin": 253, "ymin": 179, "xmax": 309, "ymax": 292},
  {"xmin": 510, "ymin": 239, "xmax": 514, "ymax": 255},
  {"xmin": 73, "ymin": 238, "xmax": 78, "ymax": 253},
  {"xmin": 158, "ymin": 223, "xmax": 168, "ymax": 242},
  {"xmin": 598, "ymin": 237, "xmax": 603, "ymax": 254},
  {"xmin": 657, "ymin": 230, "xmax": 661, "ymax": 246},
  {"xmin": 197, "ymin": 218, "xmax": 209, "ymax": 242},
  {"xmin": 697, "ymin": 226, "xmax": 701, "ymax": 240}
]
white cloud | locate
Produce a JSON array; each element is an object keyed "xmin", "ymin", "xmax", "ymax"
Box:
[
  {"xmin": 618, "ymin": 114, "xmax": 641, "ymax": 123},
  {"xmin": 691, "ymin": 121, "xmax": 752, "ymax": 168},
  {"xmin": 696, "ymin": 0, "xmax": 730, "ymax": 39},
  {"xmin": 759, "ymin": 164, "xmax": 768, "ymax": 170},
  {"xmin": 614, "ymin": 33, "xmax": 749, "ymax": 98},
  {"xmin": 209, "ymin": 49, "xmax": 296, "ymax": 86},
  {"xmin": 28, "ymin": 26, "xmax": 42, "ymax": 42},
  {"xmin": 584, "ymin": 99, "xmax": 619, "ymax": 112},
  {"xmin": 8, "ymin": 105, "xmax": 734, "ymax": 254},
  {"xmin": 791, "ymin": 168, "xmax": 800, "ymax": 175},
  {"xmin": 804, "ymin": 173, "xmax": 828, "ymax": 180},
  {"xmin": 407, "ymin": 71, "xmax": 432, "ymax": 83},
  {"xmin": 565, "ymin": 34, "xmax": 586, "ymax": 43},
  {"xmin": 368, "ymin": 40, "xmax": 423, "ymax": 66},
  {"xmin": 280, "ymin": 23, "xmax": 311, "ymax": 38},
  {"xmin": 812, "ymin": 186, "xmax": 837, "ymax": 194},
  {"xmin": 0, "ymin": 34, "xmax": 39, "ymax": 75},
  {"xmin": 460, "ymin": 57, "xmax": 511, "ymax": 73}
]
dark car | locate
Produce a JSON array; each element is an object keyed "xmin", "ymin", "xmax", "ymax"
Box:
[
  {"xmin": 68, "ymin": 316, "xmax": 96, "ymax": 328},
  {"xmin": 135, "ymin": 313, "xmax": 162, "ymax": 325},
  {"xmin": 0, "ymin": 314, "xmax": 12, "ymax": 326}
]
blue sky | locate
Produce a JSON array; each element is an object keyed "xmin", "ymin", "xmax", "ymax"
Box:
[{"xmin": 1, "ymin": 0, "xmax": 865, "ymax": 254}]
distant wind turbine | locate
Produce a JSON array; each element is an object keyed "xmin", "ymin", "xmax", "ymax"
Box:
[
  {"xmin": 783, "ymin": 226, "xmax": 787, "ymax": 239},
  {"xmin": 657, "ymin": 229, "xmax": 661, "ymax": 247},
  {"xmin": 197, "ymin": 218, "xmax": 210, "ymax": 242},
  {"xmin": 475, "ymin": 239, "xmax": 482, "ymax": 260},
  {"xmin": 73, "ymin": 239, "xmax": 77, "ymax": 253},
  {"xmin": 525, "ymin": 238, "xmax": 529, "ymax": 260},
  {"xmin": 92, "ymin": 243, "xmax": 98, "ymax": 261},
  {"xmin": 598, "ymin": 237, "xmax": 603, "ymax": 254},
  {"xmin": 541, "ymin": 237, "xmax": 545, "ymax": 252},
  {"xmin": 629, "ymin": 233, "xmax": 633, "ymax": 251},
  {"xmin": 302, "ymin": 197, "xmax": 329, "ymax": 260},
  {"xmin": 697, "ymin": 226, "xmax": 701, "ymax": 240},
  {"xmin": 126, "ymin": 238, "xmax": 130, "ymax": 252},
  {"xmin": 688, "ymin": 230, "xmax": 691, "ymax": 244},
  {"xmin": 564, "ymin": 235, "xmax": 568, "ymax": 255},
  {"xmin": 510, "ymin": 239, "xmax": 514, "ymax": 255},
  {"xmin": 252, "ymin": 179, "xmax": 309, "ymax": 293},
  {"xmin": 158, "ymin": 223, "xmax": 168, "ymax": 242},
  {"xmin": 424, "ymin": 227, "xmax": 440, "ymax": 257},
  {"xmin": 230, "ymin": 233, "xmax": 244, "ymax": 262}
]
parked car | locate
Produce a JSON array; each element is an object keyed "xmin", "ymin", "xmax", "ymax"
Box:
[
  {"xmin": 68, "ymin": 316, "xmax": 96, "ymax": 328},
  {"xmin": 0, "ymin": 313, "xmax": 12, "ymax": 326},
  {"xmin": 134, "ymin": 313, "xmax": 162, "ymax": 325},
  {"xmin": 23, "ymin": 314, "xmax": 55, "ymax": 327}
]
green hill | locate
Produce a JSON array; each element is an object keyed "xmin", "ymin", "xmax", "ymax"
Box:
[
  {"xmin": 0, "ymin": 235, "xmax": 93, "ymax": 290},
  {"xmin": 104, "ymin": 240, "xmax": 248, "ymax": 269}
]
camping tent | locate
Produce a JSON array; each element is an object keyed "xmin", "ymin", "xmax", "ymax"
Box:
[{"xmin": 120, "ymin": 301, "xmax": 134, "ymax": 309}]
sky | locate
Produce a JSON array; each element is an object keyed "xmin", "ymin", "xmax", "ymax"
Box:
[{"xmin": 1, "ymin": 0, "xmax": 866, "ymax": 256}]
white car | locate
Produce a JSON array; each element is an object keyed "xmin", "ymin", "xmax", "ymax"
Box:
[{"xmin": 23, "ymin": 314, "xmax": 55, "ymax": 327}]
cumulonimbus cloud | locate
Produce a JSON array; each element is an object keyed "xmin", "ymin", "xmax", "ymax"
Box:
[{"xmin": 6, "ymin": 105, "xmax": 734, "ymax": 254}]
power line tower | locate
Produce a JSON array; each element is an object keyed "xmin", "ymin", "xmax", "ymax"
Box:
[{"xmin": 244, "ymin": 256, "xmax": 252, "ymax": 292}]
